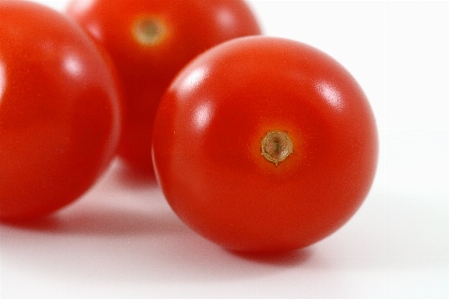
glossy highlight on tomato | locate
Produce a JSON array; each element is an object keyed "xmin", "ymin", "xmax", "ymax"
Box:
[
  {"xmin": 152, "ymin": 36, "xmax": 378, "ymax": 252},
  {"xmin": 0, "ymin": 1, "xmax": 121, "ymax": 222},
  {"xmin": 66, "ymin": 0, "xmax": 262, "ymax": 175}
]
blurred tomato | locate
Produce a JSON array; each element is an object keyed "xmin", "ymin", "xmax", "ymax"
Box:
[
  {"xmin": 66, "ymin": 0, "xmax": 261, "ymax": 176},
  {"xmin": 0, "ymin": 1, "xmax": 121, "ymax": 221}
]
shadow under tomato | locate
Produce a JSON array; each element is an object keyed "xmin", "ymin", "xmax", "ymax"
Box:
[
  {"xmin": 112, "ymin": 158, "xmax": 158, "ymax": 188},
  {"xmin": 5, "ymin": 210, "xmax": 313, "ymax": 269},
  {"xmin": 1, "ymin": 202, "xmax": 316, "ymax": 285},
  {"xmin": 1, "ymin": 216, "xmax": 59, "ymax": 231},
  {"xmin": 2, "ymin": 198, "xmax": 184, "ymax": 237},
  {"xmin": 231, "ymin": 247, "xmax": 313, "ymax": 267}
]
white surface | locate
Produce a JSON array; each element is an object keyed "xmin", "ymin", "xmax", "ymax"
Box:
[{"xmin": 1, "ymin": 1, "xmax": 448, "ymax": 298}]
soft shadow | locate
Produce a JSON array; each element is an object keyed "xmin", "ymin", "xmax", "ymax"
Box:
[
  {"xmin": 231, "ymin": 248, "xmax": 313, "ymax": 267},
  {"xmin": 112, "ymin": 158, "xmax": 158, "ymax": 188},
  {"xmin": 1, "ymin": 216, "xmax": 59, "ymax": 231},
  {"xmin": 1, "ymin": 206, "xmax": 315, "ymax": 284},
  {"xmin": 3, "ymin": 201, "xmax": 184, "ymax": 237}
]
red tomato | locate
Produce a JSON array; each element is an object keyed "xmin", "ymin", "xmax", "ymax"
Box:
[
  {"xmin": 0, "ymin": 2, "xmax": 121, "ymax": 222},
  {"xmin": 66, "ymin": 0, "xmax": 261, "ymax": 176},
  {"xmin": 152, "ymin": 36, "xmax": 378, "ymax": 252}
]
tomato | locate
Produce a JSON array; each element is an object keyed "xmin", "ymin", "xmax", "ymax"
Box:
[
  {"xmin": 152, "ymin": 36, "xmax": 378, "ymax": 252},
  {"xmin": 0, "ymin": 1, "xmax": 121, "ymax": 222},
  {"xmin": 66, "ymin": 0, "xmax": 261, "ymax": 176}
]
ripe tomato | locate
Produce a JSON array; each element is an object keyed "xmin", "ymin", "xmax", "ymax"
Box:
[
  {"xmin": 152, "ymin": 36, "xmax": 378, "ymax": 252},
  {"xmin": 66, "ymin": 0, "xmax": 261, "ymax": 176},
  {"xmin": 0, "ymin": 2, "xmax": 121, "ymax": 222}
]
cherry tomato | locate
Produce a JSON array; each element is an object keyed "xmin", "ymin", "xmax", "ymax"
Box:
[
  {"xmin": 0, "ymin": 1, "xmax": 121, "ymax": 222},
  {"xmin": 66, "ymin": 0, "xmax": 261, "ymax": 176},
  {"xmin": 152, "ymin": 36, "xmax": 378, "ymax": 252}
]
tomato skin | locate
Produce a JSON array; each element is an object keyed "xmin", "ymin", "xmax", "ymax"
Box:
[
  {"xmin": 0, "ymin": 2, "xmax": 121, "ymax": 222},
  {"xmin": 66, "ymin": 0, "xmax": 261, "ymax": 175},
  {"xmin": 152, "ymin": 36, "xmax": 378, "ymax": 252}
]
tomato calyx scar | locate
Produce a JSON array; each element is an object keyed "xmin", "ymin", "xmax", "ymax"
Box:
[
  {"xmin": 261, "ymin": 131, "xmax": 293, "ymax": 166},
  {"xmin": 133, "ymin": 16, "xmax": 167, "ymax": 46}
]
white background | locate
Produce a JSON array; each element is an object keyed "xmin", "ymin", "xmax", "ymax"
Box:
[{"xmin": 1, "ymin": 1, "xmax": 448, "ymax": 298}]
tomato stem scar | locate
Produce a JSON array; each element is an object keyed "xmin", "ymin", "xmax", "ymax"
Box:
[
  {"xmin": 133, "ymin": 17, "xmax": 166, "ymax": 46},
  {"xmin": 261, "ymin": 131, "xmax": 293, "ymax": 166}
]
